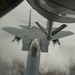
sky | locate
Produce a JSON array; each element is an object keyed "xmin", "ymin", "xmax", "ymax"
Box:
[{"xmin": 0, "ymin": 0, "xmax": 75, "ymax": 75}]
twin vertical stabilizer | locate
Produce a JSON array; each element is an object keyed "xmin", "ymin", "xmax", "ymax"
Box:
[
  {"xmin": 28, "ymin": 9, "xmax": 31, "ymax": 28},
  {"xmin": 19, "ymin": 9, "xmax": 31, "ymax": 29}
]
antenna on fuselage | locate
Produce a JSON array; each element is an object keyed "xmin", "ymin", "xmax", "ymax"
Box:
[{"xmin": 28, "ymin": 9, "xmax": 31, "ymax": 28}]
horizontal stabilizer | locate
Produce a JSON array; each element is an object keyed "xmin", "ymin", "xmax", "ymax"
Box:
[
  {"xmin": 35, "ymin": 22, "xmax": 47, "ymax": 35},
  {"xmin": 52, "ymin": 24, "xmax": 67, "ymax": 36},
  {"xmin": 52, "ymin": 31, "xmax": 74, "ymax": 40}
]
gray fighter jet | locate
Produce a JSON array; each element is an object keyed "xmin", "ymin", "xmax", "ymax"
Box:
[
  {"xmin": 2, "ymin": 9, "xmax": 73, "ymax": 75},
  {"xmin": 2, "ymin": 9, "xmax": 74, "ymax": 52}
]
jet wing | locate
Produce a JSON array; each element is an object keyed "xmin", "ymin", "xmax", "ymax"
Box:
[
  {"xmin": 52, "ymin": 31, "xmax": 74, "ymax": 40},
  {"xmin": 2, "ymin": 27, "xmax": 28, "ymax": 39},
  {"xmin": 2, "ymin": 26, "xmax": 46, "ymax": 39}
]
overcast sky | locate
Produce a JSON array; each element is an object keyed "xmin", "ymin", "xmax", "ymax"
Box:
[{"xmin": 0, "ymin": 0, "xmax": 75, "ymax": 75}]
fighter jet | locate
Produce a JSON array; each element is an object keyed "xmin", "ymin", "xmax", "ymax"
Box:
[{"xmin": 2, "ymin": 9, "xmax": 74, "ymax": 52}]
